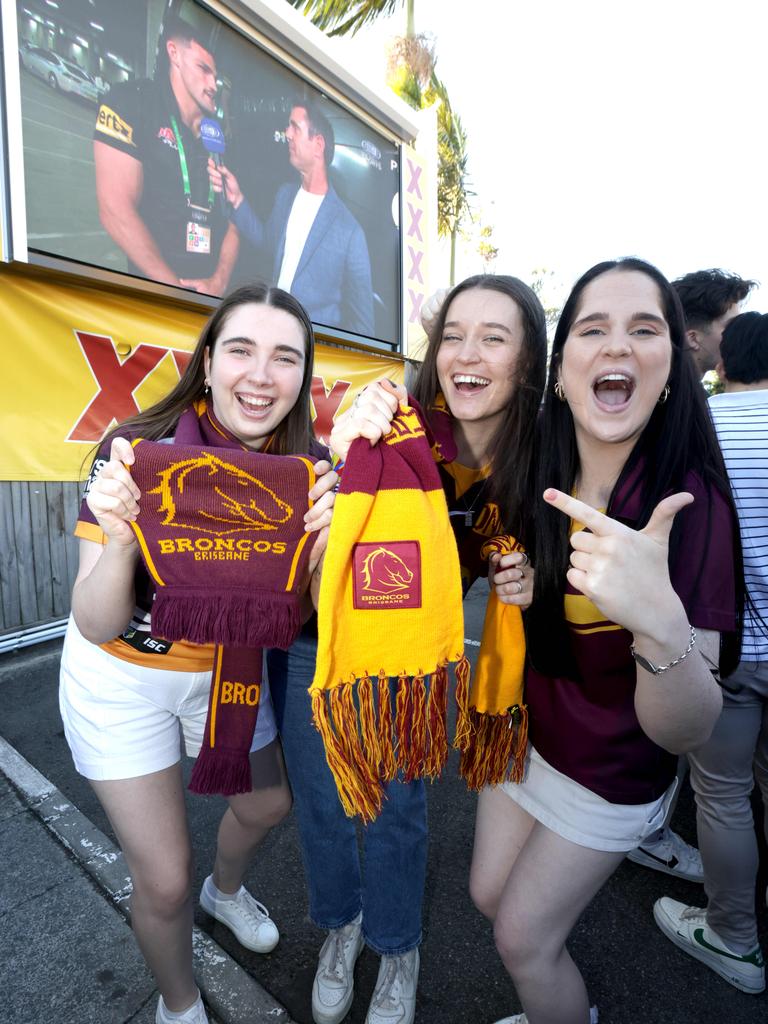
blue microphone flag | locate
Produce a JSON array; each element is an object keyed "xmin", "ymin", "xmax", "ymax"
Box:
[{"xmin": 199, "ymin": 118, "xmax": 226, "ymax": 155}]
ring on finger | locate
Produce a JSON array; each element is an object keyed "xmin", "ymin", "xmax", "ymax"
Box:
[
  {"xmin": 518, "ymin": 552, "xmax": 529, "ymax": 568},
  {"xmin": 514, "ymin": 580, "xmax": 523, "ymax": 595}
]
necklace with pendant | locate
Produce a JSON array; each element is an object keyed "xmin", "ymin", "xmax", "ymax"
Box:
[{"xmin": 450, "ymin": 480, "xmax": 487, "ymax": 528}]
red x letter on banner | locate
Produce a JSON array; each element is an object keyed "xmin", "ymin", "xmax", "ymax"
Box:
[
  {"xmin": 171, "ymin": 349, "xmax": 193, "ymax": 376},
  {"xmin": 68, "ymin": 332, "xmax": 168, "ymax": 442},
  {"xmin": 311, "ymin": 376, "xmax": 351, "ymax": 442}
]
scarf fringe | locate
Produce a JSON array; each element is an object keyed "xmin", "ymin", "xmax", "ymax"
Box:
[
  {"xmin": 188, "ymin": 745, "xmax": 253, "ymax": 796},
  {"xmin": 152, "ymin": 588, "xmax": 301, "ymax": 649},
  {"xmin": 378, "ymin": 671, "xmax": 397, "ymax": 781},
  {"xmin": 311, "ymin": 686, "xmax": 383, "ymax": 823},
  {"xmin": 452, "ymin": 654, "xmax": 472, "ymax": 753},
  {"xmin": 310, "ymin": 662, "xmax": 461, "ymax": 823},
  {"xmin": 426, "ymin": 664, "xmax": 448, "ymax": 776},
  {"xmin": 458, "ymin": 703, "xmax": 529, "ymax": 791}
]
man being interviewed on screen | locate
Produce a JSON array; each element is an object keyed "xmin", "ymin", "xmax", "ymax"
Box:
[
  {"xmin": 92, "ymin": 15, "xmax": 239, "ymax": 295},
  {"xmin": 207, "ymin": 100, "xmax": 375, "ymax": 338}
]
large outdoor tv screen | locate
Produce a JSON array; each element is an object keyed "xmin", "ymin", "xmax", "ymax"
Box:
[{"xmin": 15, "ymin": 0, "xmax": 401, "ymax": 344}]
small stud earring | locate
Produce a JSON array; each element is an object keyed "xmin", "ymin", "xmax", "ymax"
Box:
[
  {"xmin": 554, "ymin": 380, "xmax": 566, "ymax": 402},
  {"xmin": 658, "ymin": 384, "xmax": 670, "ymax": 404}
]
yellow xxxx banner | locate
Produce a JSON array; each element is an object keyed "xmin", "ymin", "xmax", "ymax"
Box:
[{"xmin": 1, "ymin": 267, "xmax": 404, "ymax": 481}]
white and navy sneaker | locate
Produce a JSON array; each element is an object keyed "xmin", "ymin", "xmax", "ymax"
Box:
[
  {"xmin": 654, "ymin": 897, "xmax": 765, "ymax": 994},
  {"xmin": 627, "ymin": 829, "xmax": 703, "ymax": 882}
]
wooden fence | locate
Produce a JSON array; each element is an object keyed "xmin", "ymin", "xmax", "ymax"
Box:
[{"xmin": 0, "ymin": 481, "xmax": 81, "ymax": 632}]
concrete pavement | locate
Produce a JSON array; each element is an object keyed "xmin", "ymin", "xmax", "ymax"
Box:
[
  {"xmin": 1, "ymin": 588, "xmax": 766, "ymax": 1023},
  {"xmin": 0, "ymin": 735, "xmax": 289, "ymax": 1024}
]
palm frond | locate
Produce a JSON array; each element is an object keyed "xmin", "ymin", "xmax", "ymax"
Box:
[{"xmin": 286, "ymin": 0, "xmax": 403, "ymax": 37}]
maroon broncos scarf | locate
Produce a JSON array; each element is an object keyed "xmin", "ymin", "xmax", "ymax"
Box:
[{"xmin": 127, "ymin": 401, "xmax": 317, "ymax": 795}]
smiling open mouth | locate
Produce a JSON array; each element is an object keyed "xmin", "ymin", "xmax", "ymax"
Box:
[
  {"xmin": 237, "ymin": 395, "xmax": 274, "ymax": 412},
  {"xmin": 453, "ymin": 374, "xmax": 490, "ymax": 394},
  {"xmin": 592, "ymin": 373, "xmax": 635, "ymax": 408}
]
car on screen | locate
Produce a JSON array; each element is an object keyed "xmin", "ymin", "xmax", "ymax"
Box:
[{"xmin": 19, "ymin": 45, "xmax": 100, "ymax": 103}]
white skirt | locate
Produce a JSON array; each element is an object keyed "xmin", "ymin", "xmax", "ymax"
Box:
[{"xmin": 500, "ymin": 746, "xmax": 677, "ymax": 852}]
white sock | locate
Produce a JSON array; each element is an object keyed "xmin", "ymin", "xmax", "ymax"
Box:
[
  {"xmin": 204, "ymin": 875, "xmax": 239, "ymax": 902},
  {"xmin": 159, "ymin": 992, "xmax": 204, "ymax": 1021}
]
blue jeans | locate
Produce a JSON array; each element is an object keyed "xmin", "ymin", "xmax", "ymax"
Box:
[{"xmin": 267, "ymin": 632, "xmax": 427, "ymax": 955}]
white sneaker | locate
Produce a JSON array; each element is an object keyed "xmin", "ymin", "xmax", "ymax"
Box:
[
  {"xmin": 654, "ymin": 897, "xmax": 765, "ymax": 994},
  {"xmin": 493, "ymin": 1006, "xmax": 598, "ymax": 1024},
  {"xmin": 626, "ymin": 829, "xmax": 703, "ymax": 882},
  {"xmin": 156, "ymin": 992, "xmax": 209, "ymax": 1024},
  {"xmin": 199, "ymin": 875, "xmax": 279, "ymax": 953},
  {"xmin": 312, "ymin": 913, "xmax": 364, "ymax": 1024},
  {"xmin": 365, "ymin": 948, "xmax": 419, "ymax": 1024}
]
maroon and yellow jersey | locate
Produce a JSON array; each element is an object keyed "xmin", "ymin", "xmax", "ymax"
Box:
[
  {"xmin": 438, "ymin": 461, "xmax": 502, "ymax": 596},
  {"xmin": 526, "ymin": 470, "xmax": 737, "ymax": 805}
]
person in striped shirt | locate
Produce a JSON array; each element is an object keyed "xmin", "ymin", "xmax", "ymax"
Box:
[
  {"xmin": 627, "ymin": 270, "xmax": 757, "ymax": 881},
  {"xmin": 654, "ymin": 310, "xmax": 768, "ymax": 995}
]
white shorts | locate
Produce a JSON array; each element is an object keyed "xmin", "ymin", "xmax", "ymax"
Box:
[
  {"xmin": 499, "ymin": 745, "xmax": 678, "ymax": 852},
  {"xmin": 59, "ymin": 617, "xmax": 277, "ymax": 782}
]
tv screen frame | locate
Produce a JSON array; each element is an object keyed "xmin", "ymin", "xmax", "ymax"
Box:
[{"xmin": 2, "ymin": 0, "xmax": 410, "ymax": 351}]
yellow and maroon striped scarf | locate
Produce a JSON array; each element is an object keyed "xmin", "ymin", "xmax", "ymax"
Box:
[
  {"xmin": 428, "ymin": 395, "xmax": 528, "ymax": 789},
  {"xmin": 311, "ymin": 402, "xmax": 468, "ymax": 822}
]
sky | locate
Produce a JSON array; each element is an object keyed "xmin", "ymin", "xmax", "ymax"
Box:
[{"xmin": 326, "ymin": 0, "xmax": 768, "ymax": 312}]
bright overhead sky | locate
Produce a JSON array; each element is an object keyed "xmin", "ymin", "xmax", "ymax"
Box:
[{"xmin": 330, "ymin": 0, "xmax": 767, "ymax": 310}]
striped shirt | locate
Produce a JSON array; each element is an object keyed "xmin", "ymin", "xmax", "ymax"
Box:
[{"xmin": 709, "ymin": 388, "xmax": 768, "ymax": 660}]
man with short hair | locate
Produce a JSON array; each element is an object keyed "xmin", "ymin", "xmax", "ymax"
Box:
[
  {"xmin": 672, "ymin": 269, "xmax": 756, "ymax": 375},
  {"xmin": 210, "ymin": 101, "xmax": 374, "ymax": 336},
  {"xmin": 654, "ymin": 311, "xmax": 768, "ymax": 994},
  {"xmin": 94, "ymin": 17, "xmax": 239, "ymax": 293}
]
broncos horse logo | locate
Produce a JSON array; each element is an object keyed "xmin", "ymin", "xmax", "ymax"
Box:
[
  {"xmin": 147, "ymin": 452, "xmax": 293, "ymax": 535},
  {"xmin": 360, "ymin": 546, "xmax": 415, "ymax": 594}
]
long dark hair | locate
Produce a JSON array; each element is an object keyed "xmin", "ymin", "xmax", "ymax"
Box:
[
  {"xmin": 526, "ymin": 258, "xmax": 743, "ymax": 676},
  {"xmin": 412, "ymin": 274, "xmax": 547, "ymax": 541},
  {"xmin": 101, "ymin": 283, "xmax": 315, "ymax": 455}
]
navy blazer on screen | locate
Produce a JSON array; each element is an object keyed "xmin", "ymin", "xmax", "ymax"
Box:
[{"xmin": 232, "ymin": 183, "xmax": 374, "ymax": 337}]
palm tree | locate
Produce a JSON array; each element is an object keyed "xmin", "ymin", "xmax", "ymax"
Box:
[
  {"xmin": 286, "ymin": 0, "xmax": 414, "ymax": 37},
  {"xmin": 433, "ymin": 80, "xmax": 473, "ymax": 285},
  {"xmin": 287, "ymin": 0, "xmax": 474, "ymax": 284}
]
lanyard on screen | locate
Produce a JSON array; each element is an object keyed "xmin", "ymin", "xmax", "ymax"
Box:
[{"xmin": 170, "ymin": 115, "xmax": 214, "ymax": 211}]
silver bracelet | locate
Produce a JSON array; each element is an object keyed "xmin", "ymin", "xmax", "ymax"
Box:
[{"xmin": 630, "ymin": 625, "xmax": 697, "ymax": 676}]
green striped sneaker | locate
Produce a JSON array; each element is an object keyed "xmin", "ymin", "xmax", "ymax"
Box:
[{"xmin": 653, "ymin": 898, "xmax": 765, "ymax": 994}]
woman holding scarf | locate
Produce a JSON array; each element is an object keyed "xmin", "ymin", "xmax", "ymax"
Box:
[
  {"xmin": 59, "ymin": 284, "xmax": 336, "ymax": 1024},
  {"xmin": 472, "ymin": 259, "xmax": 742, "ymax": 1024},
  {"xmin": 267, "ymin": 274, "xmax": 547, "ymax": 1024}
]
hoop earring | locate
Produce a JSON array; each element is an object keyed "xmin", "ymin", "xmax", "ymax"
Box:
[
  {"xmin": 658, "ymin": 384, "xmax": 670, "ymax": 404},
  {"xmin": 554, "ymin": 380, "xmax": 566, "ymax": 402}
]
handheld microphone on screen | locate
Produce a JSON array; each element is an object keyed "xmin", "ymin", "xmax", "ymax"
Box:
[{"xmin": 199, "ymin": 117, "xmax": 230, "ymax": 218}]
